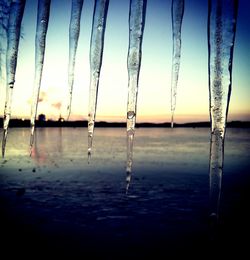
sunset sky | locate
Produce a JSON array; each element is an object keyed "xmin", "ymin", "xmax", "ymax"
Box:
[{"xmin": 0, "ymin": 0, "xmax": 249, "ymax": 123}]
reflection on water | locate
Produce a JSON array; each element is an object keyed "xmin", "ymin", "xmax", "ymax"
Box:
[
  {"xmin": 32, "ymin": 127, "xmax": 63, "ymax": 164},
  {"xmin": 1, "ymin": 127, "xmax": 250, "ymax": 172},
  {"xmin": 2, "ymin": 127, "xmax": 250, "ymax": 199}
]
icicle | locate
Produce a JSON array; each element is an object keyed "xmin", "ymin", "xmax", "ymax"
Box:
[
  {"xmin": 87, "ymin": 0, "xmax": 109, "ymax": 162},
  {"xmin": 0, "ymin": 0, "xmax": 11, "ymax": 93},
  {"xmin": 170, "ymin": 0, "xmax": 184, "ymax": 128},
  {"xmin": 30, "ymin": 0, "xmax": 51, "ymax": 155},
  {"xmin": 2, "ymin": 0, "xmax": 26, "ymax": 158},
  {"xmin": 126, "ymin": 0, "xmax": 147, "ymax": 193},
  {"xmin": 67, "ymin": 0, "xmax": 84, "ymax": 120},
  {"xmin": 208, "ymin": 0, "xmax": 238, "ymax": 220}
]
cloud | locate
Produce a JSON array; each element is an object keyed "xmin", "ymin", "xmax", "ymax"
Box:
[
  {"xmin": 52, "ymin": 101, "xmax": 62, "ymax": 110},
  {"xmin": 38, "ymin": 91, "xmax": 48, "ymax": 102},
  {"xmin": 27, "ymin": 91, "xmax": 48, "ymax": 104}
]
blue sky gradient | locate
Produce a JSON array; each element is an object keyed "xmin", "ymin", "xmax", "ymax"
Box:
[{"xmin": 0, "ymin": 0, "xmax": 249, "ymax": 122}]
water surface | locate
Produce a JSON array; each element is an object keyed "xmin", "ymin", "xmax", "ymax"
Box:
[{"xmin": 0, "ymin": 127, "xmax": 249, "ymax": 258}]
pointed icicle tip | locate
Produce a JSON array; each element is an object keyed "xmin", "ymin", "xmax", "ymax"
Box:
[
  {"xmin": 125, "ymin": 170, "xmax": 132, "ymax": 194},
  {"xmin": 67, "ymin": 112, "xmax": 71, "ymax": 121},
  {"xmin": 66, "ymin": 104, "xmax": 71, "ymax": 121},
  {"xmin": 171, "ymin": 113, "xmax": 174, "ymax": 128},
  {"xmin": 2, "ymin": 129, "xmax": 8, "ymax": 158},
  {"xmin": 209, "ymin": 212, "xmax": 219, "ymax": 228},
  {"xmin": 87, "ymin": 149, "xmax": 91, "ymax": 164},
  {"xmin": 30, "ymin": 130, "xmax": 35, "ymax": 157},
  {"xmin": 29, "ymin": 145, "xmax": 33, "ymax": 157},
  {"xmin": 126, "ymin": 183, "xmax": 129, "ymax": 195}
]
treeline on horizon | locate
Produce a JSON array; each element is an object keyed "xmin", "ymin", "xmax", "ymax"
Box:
[{"xmin": 0, "ymin": 118, "xmax": 249, "ymax": 128}]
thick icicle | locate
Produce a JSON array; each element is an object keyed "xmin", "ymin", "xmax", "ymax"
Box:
[
  {"xmin": 87, "ymin": 0, "xmax": 109, "ymax": 162},
  {"xmin": 126, "ymin": 0, "xmax": 147, "ymax": 193},
  {"xmin": 208, "ymin": 0, "xmax": 238, "ymax": 219},
  {"xmin": 30, "ymin": 0, "xmax": 51, "ymax": 154},
  {"xmin": 2, "ymin": 0, "xmax": 26, "ymax": 157},
  {"xmin": 170, "ymin": 0, "xmax": 184, "ymax": 128},
  {"xmin": 0, "ymin": 0, "xmax": 11, "ymax": 93},
  {"xmin": 67, "ymin": 0, "xmax": 84, "ymax": 120}
]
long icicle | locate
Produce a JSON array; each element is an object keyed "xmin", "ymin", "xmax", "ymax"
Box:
[
  {"xmin": 208, "ymin": 0, "xmax": 238, "ymax": 221},
  {"xmin": 2, "ymin": 0, "xmax": 26, "ymax": 157},
  {"xmin": 87, "ymin": 0, "xmax": 109, "ymax": 162},
  {"xmin": 67, "ymin": 0, "xmax": 84, "ymax": 120},
  {"xmin": 126, "ymin": 0, "xmax": 147, "ymax": 193},
  {"xmin": 30, "ymin": 0, "xmax": 51, "ymax": 155},
  {"xmin": 170, "ymin": 0, "xmax": 184, "ymax": 128},
  {"xmin": 0, "ymin": 0, "xmax": 11, "ymax": 95}
]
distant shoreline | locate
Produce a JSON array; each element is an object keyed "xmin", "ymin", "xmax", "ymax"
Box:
[{"xmin": 0, "ymin": 118, "xmax": 249, "ymax": 128}]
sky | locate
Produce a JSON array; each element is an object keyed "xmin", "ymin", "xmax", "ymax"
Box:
[{"xmin": 0, "ymin": 0, "xmax": 249, "ymax": 123}]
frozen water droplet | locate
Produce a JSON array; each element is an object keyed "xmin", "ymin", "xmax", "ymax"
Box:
[
  {"xmin": 88, "ymin": 148, "xmax": 91, "ymax": 164},
  {"xmin": 88, "ymin": 131, "xmax": 93, "ymax": 138},
  {"xmin": 97, "ymin": 24, "xmax": 102, "ymax": 31},
  {"xmin": 9, "ymin": 81, "xmax": 15, "ymax": 87},
  {"xmin": 127, "ymin": 111, "xmax": 136, "ymax": 119}
]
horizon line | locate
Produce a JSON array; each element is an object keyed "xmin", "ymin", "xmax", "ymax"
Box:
[{"xmin": 1, "ymin": 118, "xmax": 250, "ymax": 128}]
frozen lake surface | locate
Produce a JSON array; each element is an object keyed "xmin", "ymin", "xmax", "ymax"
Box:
[{"xmin": 0, "ymin": 127, "xmax": 249, "ymax": 258}]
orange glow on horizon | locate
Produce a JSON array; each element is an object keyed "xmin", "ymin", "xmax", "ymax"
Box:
[{"xmin": 9, "ymin": 111, "xmax": 250, "ymax": 124}]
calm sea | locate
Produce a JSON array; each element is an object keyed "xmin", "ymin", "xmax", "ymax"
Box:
[{"xmin": 0, "ymin": 127, "xmax": 249, "ymax": 258}]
